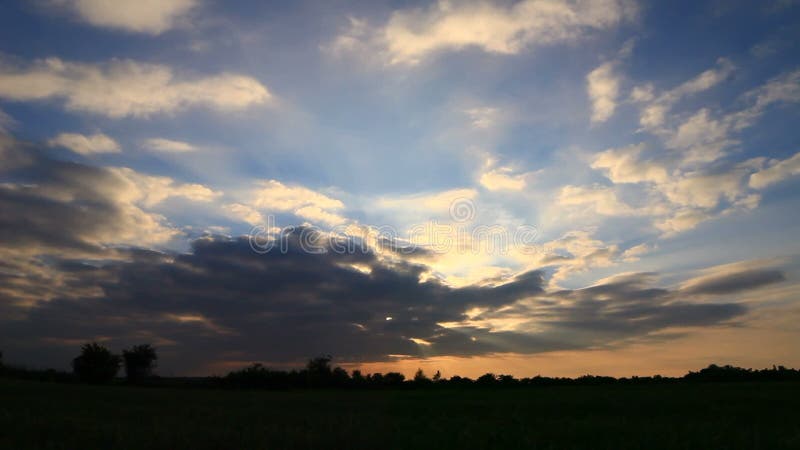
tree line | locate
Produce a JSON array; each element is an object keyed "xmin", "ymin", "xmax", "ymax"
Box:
[{"xmin": 2, "ymin": 344, "xmax": 800, "ymax": 388}]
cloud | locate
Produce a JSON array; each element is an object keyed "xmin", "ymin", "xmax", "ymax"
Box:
[
  {"xmin": 464, "ymin": 107, "xmax": 500, "ymax": 129},
  {"xmin": 0, "ymin": 230, "xmax": 754, "ymax": 373},
  {"xmin": 0, "ymin": 137, "xmax": 179, "ymax": 254},
  {"xmin": 48, "ymin": 132, "xmax": 120, "ymax": 154},
  {"xmin": 622, "ymin": 243, "xmax": 651, "ymax": 261},
  {"xmin": 749, "ymin": 151, "xmax": 800, "ymax": 189},
  {"xmin": 143, "ymin": 138, "xmax": 197, "ymax": 153},
  {"xmin": 591, "ymin": 143, "xmax": 668, "ymax": 184},
  {"xmin": 294, "ymin": 206, "xmax": 348, "ymax": 226},
  {"xmin": 660, "ymin": 170, "xmax": 749, "ymax": 209},
  {"xmin": 331, "ymin": 0, "xmax": 637, "ymax": 65},
  {"xmin": 682, "ymin": 269, "xmax": 786, "ymax": 296},
  {"xmin": 587, "ymin": 61, "xmax": 620, "ymax": 123},
  {"xmin": 479, "ymin": 167, "xmax": 526, "ymax": 191},
  {"xmin": 234, "ymin": 180, "xmax": 350, "ymax": 227},
  {"xmin": 558, "ymin": 184, "xmax": 634, "ymax": 216},
  {"xmin": 110, "ymin": 167, "xmax": 221, "ymax": 207},
  {"xmin": 223, "ymin": 203, "xmax": 265, "ymax": 226},
  {"xmin": 581, "ymin": 63, "xmax": 800, "ymax": 236},
  {"xmin": 0, "ymin": 107, "xmax": 14, "ymax": 133},
  {"xmin": 680, "ymin": 260, "xmax": 787, "ymax": 296},
  {"xmin": 251, "ymin": 180, "xmax": 343, "ymax": 211},
  {"xmin": 0, "ymin": 57, "xmax": 270, "ymax": 118},
  {"xmin": 666, "ymin": 108, "xmax": 738, "ymax": 165},
  {"xmin": 58, "ymin": 0, "xmax": 197, "ymax": 35},
  {"xmin": 377, "ymin": 188, "xmax": 477, "ymax": 216},
  {"xmin": 634, "ymin": 58, "xmax": 734, "ymax": 130}
]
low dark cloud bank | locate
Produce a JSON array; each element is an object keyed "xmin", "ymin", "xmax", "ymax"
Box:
[{"xmin": 0, "ymin": 135, "xmax": 786, "ymax": 374}]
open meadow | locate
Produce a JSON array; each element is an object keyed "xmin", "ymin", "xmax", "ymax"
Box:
[{"xmin": 2, "ymin": 378, "xmax": 799, "ymax": 450}]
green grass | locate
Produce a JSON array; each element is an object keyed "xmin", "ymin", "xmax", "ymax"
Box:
[{"xmin": 2, "ymin": 378, "xmax": 800, "ymax": 449}]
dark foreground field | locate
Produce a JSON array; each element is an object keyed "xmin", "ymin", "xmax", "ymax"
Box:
[{"xmin": 2, "ymin": 379, "xmax": 799, "ymax": 449}]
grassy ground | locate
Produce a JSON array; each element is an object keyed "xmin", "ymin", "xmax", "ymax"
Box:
[{"xmin": 2, "ymin": 378, "xmax": 799, "ymax": 449}]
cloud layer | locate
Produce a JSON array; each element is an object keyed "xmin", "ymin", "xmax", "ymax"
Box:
[{"xmin": 0, "ymin": 57, "xmax": 270, "ymax": 118}]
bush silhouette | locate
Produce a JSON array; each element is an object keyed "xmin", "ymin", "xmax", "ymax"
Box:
[
  {"xmin": 72, "ymin": 342, "xmax": 121, "ymax": 384},
  {"xmin": 122, "ymin": 344, "xmax": 158, "ymax": 383}
]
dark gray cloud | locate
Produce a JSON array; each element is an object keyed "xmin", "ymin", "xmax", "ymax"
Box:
[
  {"xmin": 681, "ymin": 269, "xmax": 786, "ymax": 295},
  {"xmin": 0, "ymin": 227, "xmax": 762, "ymax": 374},
  {"xmin": 0, "ymin": 133, "xmax": 773, "ymax": 375},
  {"xmin": 0, "ymin": 136, "xmax": 171, "ymax": 257}
]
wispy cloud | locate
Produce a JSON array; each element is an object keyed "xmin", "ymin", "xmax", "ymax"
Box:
[
  {"xmin": 328, "ymin": 0, "xmax": 637, "ymax": 65},
  {"xmin": 55, "ymin": 0, "xmax": 197, "ymax": 35},
  {"xmin": 0, "ymin": 57, "xmax": 271, "ymax": 118},
  {"xmin": 49, "ymin": 132, "xmax": 120, "ymax": 154}
]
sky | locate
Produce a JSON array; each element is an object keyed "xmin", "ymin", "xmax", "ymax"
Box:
[{"xmin": 0, "ymin": 0, "xmax": 799, "ymax": 378}]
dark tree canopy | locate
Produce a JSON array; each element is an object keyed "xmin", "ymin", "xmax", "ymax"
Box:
[
  {"xmin": 122, "ymin": 344, "xmax": 158, "ymax": 382},
  {"xmin": 72, "ymin": 342, "xmax": 121, "ymax": 384}
]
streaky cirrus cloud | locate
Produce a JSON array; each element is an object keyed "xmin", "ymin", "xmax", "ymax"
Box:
[
  {"xmin": 0, "ymin": 57, "xmax": 270, "ymax": 118},
  {"xmin": 143, "ymin": 138, "xmax": 197, "ymax": 153},
  {"xmin": 749, "ymin": 151, "xmax": 800, "ymax": 189}
]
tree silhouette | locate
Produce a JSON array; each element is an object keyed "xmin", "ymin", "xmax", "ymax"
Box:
[
  {"xmin": 72, "ymin": 342, "xmax": 121, "ymax": 384},
  {"xmin": 413, "ymin": 368, "xmax": 431, "ymax": 385},
  {"xmin": 306, "ymin": 355, "xmax": 333, "ymax": 387},
  {"xmin": 477, "ymin": 373, "xmax": 498, "ymax": 385},
  {"xmin": 122, "ymin": 344, "xmax": 158, "ymax": 383}
]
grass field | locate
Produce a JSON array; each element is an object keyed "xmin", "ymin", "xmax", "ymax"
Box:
[{"xmin": 2, "ymin": 378, "xmax": 799, "ymax": 449}]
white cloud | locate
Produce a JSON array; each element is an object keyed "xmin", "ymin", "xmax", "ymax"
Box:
[
  {"xmin": 479, "ymin": 167, "xmax": 526, "ymax": 191},
  {"xmin": 252, "ymin": 180, "xmax": 344, "ymax": 211},
  {"xmin": 579, "ymin": 63, "xmax": 800, "ymax": 237},
  {"xmin": 635, "ymin": 58, "xmax": 734, "ymax": 130},
  {"xmin": 666, "ymin": 108, "xmax": 737, "ymax": 165},
  {"xmin": 464, "ymin": 107, "xmax": 500, "ymax": 129},
  {"xmin": 295, "ymin": 205, "xmax": 348, "ymax": 226},
  {"xmin": 377, "ymin": 188, "xmax": 477, "ymax": 217},
  {"xmin": 653, "ymin": 208, "xmax": 711, "ymax": 236},
  {"xmin": 61, "ymin": 0, "xmax": 197, "ymax": 35},
  {"xmin": 245, "ymin": 180, "xmax": 350, "ymax": 226},
  {"xmin": 749, "ymin": 151, "xmax": 800, "ymax": 189},
  {"xmin": 622, "ymin": 243, "xmax": 650, "ymax": 261},
  {"xmin": 558, "ymin": 184, "xmax": 634, "ymax": 216},
  {"xmin": 0, "ymin": 57, "xmax": 270, "ymax": 118},
  {"xmin": 659, "ymin": 171, "xmax": 747, "ymax": 209},
  {"xmin": 144, "ymin": 138, "xmax": 197, "ymax": 153},
  {"xmin": 223, "ymin": 203, "xmax": 264, "ymax": 226},
  {"xmin": 332, "ymin": 0, "xmax": 637, "ymax": 65},
  {"xmin": 592, "ymin": 143, "xmax": 668, "ymax": 184},
  {"xmin": 587, "ymin": 61, "xmax": 620, "ymax": 123},
  {"xmin": 110, "ymin": 168, "xmax": 221, "ymax": 207},
  {"xmin": 48, "ymin": 132, "xmax": 120, "ymax": 154}
]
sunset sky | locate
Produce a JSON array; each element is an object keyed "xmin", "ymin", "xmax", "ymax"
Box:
[{"xmin": 1, "ymin": 0, "xmax": 799, "ymax": 377}]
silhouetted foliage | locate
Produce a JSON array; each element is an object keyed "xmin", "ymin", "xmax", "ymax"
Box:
[
  {"xmin": 684, "ymin": 364, "xmax": 800, "ymax": 382},
  {"xmin": 413, "ymin": 368, "xmax": 431, "ymax": 385},
  {"xmin": 383, "ymin": 372, "xmax": 406, "ymax": 386},
  {"xmin": 122, "ymin": 344, "xmax": 158, "ymax": 383},
  {"xmin": 3, "ymin": 347, "xmax": 800, "ymax": 390},
  {"xmin": 476, "ymin": 373, "xmax": 498, "ymax": 385},
  {"xmin": 306, "ymin": 355, "xmax": 337, "ymax": 387},
  {"xmin": 72, "ymin": 342, "xmax": 121, "ymax": 384}
]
